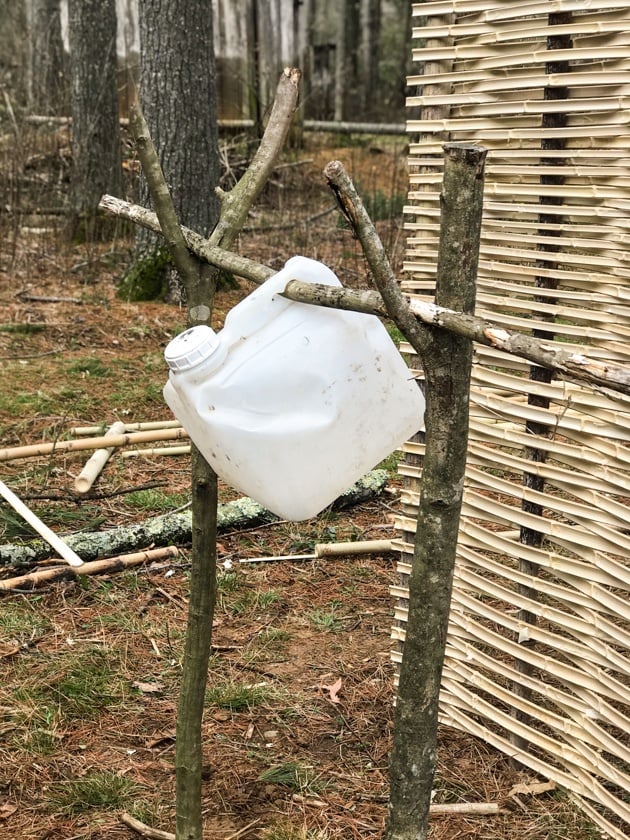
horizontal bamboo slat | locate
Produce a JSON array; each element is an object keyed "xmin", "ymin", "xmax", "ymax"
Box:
[{"xmin": 397, "ymin": 5, "xmax": 630, "ymax": 838}]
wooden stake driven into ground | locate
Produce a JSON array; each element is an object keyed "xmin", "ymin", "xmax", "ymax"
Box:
[{"xmin": 125, "ymin": 68, "xmax": 302, "ymax": 840}]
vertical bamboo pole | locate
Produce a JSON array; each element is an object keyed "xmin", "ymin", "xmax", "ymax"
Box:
[{"xmin": 513, "ymin": 12, "xmax": 572, "ymax": 754}]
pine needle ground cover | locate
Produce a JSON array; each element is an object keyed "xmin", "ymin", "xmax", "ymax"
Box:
[{"xmin": 0, "ymin": 136, "xmax": 597, "ymax": 839}]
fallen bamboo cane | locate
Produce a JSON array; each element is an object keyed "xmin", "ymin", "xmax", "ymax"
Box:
[
  {"xmin": 71, "ymin": 420, "xmax": 182, "ymax": 436},
  {"xmin": 0, "ymin": 479, "xmax": 84, "ymax": 567},
  {"xmin": 239, "ymin": 539, "xmax": 392, "ymax": 564},
  {"xmin": 121, "ymin": 445, "xmax": 191, "ymax": 458},
  {"xmin": 74, "ymin": 421, "xmax": 126, "ymax": 493},
  {"xmin": 0, "ymin": 545, "xmax": 179, "ymax": 591},
  {"xmin": 0, "ymin": 427, "xmax": 190, "ymax": 463}
]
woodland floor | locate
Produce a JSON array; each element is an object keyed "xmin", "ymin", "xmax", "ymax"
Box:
[{"xmin": 0, "ymin": 129, "xmax": 598, "ymax": 839}]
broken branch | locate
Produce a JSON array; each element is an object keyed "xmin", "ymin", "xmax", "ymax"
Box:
[{"xmin": 128, "ymin": 101, "xmax": 201, "ymax": 291}]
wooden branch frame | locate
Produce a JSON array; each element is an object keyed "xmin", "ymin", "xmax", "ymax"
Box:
[
  {"xmin": 98, "ymin": 191, "xmax": 630, "ymax": 397},
  {"xmin": 121, "ymin": 67, "xmax": 303, "ymax": 840}
]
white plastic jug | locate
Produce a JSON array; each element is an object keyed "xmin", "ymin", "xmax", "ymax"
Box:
[{"xmin": 163, "ymin": 256, "xmax": 425, "ymax": 521}]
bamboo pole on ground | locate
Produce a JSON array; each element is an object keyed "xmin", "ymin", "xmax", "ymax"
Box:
[
  {"xmin": 74, "ymin": 420, "xmax": 126, "ymax": 493},
  {"xmin": 0, "ymin": 546, "xmax": 178, "ymax": 591},
  {"xmin": 239, "ymin": 539, "xmax": 392, "ymax": 564},
  {"xmin": 0, "ymin": 479, "xmax": 84, "ymax": 567},
  {"xmin": 0, "ymin": 427, "xmax": 190, "ymax": 463},
  {"xmin": 71, "ymin": 420, "xmax": 182, "ymax": 435},
  {"xmin": 121, "ymin": 446, "xmax": 191, "ymax": 458}
]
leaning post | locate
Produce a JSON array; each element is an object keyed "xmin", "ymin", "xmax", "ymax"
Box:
[{"xmin": 385, "ymin": 142, "xmax": 487, "ymax": 840}]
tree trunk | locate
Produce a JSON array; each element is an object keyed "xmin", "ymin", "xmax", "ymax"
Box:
[
  {"xmin": 385, "ymin": 144, "xmax": 486, "ymax": 840},
  {"xmin": 334, "ymin": 0, "xmax": 360, "ymax": 121},
  {"xmin": 27, "ymin": 0, "xmax": 68, "ymax": 115},
  {"xmin": 134, "ymin": 0, "xmax": 221, "ymax": 301},
  {"xmin": 176, "ymin": 449, "xmax": 217, "ymax": 840},
  {"xmin": 67, "ymin": 0, "xmax": 122, "ymax": 240},
  {"xmin": 361, "ymin": 0, "xmax": 380, "ymax": 119}
]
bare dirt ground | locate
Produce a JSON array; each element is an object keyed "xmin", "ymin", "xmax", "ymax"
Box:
[{"xmin": 0, "ymin": 132, "xmax": 592, "ymax": 839}]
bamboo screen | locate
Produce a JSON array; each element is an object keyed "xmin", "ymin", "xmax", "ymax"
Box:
[{"xmin": 391, "ymin": 3, "xmax": 630, "ymax": 838}]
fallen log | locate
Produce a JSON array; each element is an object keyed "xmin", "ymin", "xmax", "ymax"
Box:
[{"xmin": 0, "ymin": 470, "xmax": 388, "ymax": 567}]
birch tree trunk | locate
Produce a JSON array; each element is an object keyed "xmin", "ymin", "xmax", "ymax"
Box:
[{"xmin": 67, "ymin": 0, "xmax": 122, "ymax": 240}]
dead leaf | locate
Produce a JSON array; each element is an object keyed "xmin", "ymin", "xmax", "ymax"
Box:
[
  {"xmin": 145, "ymin": 730, "xmax": 176, "ymax": 749},
  {"xmin": 509, "ymin": 780, "xmax": 556, "ymax": 798},
  {"xmin": 321, "ymin": 677, "xmax": 343, "ymax": 704},
  {"xmin": 0, "ymin": 803, "xmax": 17, "ymax": 820},
  {"xmin": 133, "ymin": 680, "xmax": 165, "ymax": 694}
]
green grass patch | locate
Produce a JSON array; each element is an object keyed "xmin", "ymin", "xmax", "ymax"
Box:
[
  {"xmin": 48, "ymin": 771, "xmax": 141, "ymax": 813},
  {"xmin": 9, "ymin": 647, "xmax": 129, "ymax": 723},
  {"xmin": 0, "ymin": 601, "xmax": 50, "ymax": 640},
  {"xmin": 258, "ymin": 761, "xmax": 321, "ymax": 795},
  {"xmin": 205, "ymin": 680, "xmax": 274, "ymax": 712},
  {"xmin": 307, "ymin": 601, "xmax": 344, "ymax": 632},
  {"xmin": 0, "ymin": 323, "xmax": 46, "ymax": 334},
  {"xmin": 2, "ymin": 390, "xmax": 54, "ymax": 416},
  {"xmin": 230, "ymin": 588, "xmax": 283, "ymax": 616},
  {"xmin": 124, "ymin": 488, "xmax": 189, "ymax": 513},
  {"xmin": 66, "ymin": 356, "xmax": 110, "ymax": 378}
]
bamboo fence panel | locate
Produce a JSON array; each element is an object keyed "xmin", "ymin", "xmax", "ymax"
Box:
[{"xmin": 394, "ymin": 4, "xmax": 630, "ymax": 838}]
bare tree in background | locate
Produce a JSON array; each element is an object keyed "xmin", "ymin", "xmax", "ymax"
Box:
[
  {"xmin": 68, "ymin": 0, "xmax": 122, "ymax": 240},
  {"xmin": 127, "ymin": 0, "xmax": 221, "ymax": 302},
  {"xmin": 27, "ymin": 0, "xmax": 68, "ymax": 114}
]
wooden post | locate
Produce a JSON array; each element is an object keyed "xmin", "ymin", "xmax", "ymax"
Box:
[{"xmin": 385, "ymin": 143, "xmax": 486, "ymax": 840}]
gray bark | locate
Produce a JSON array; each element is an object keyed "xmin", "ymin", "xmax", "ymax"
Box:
[
  {"xmin": 361, "ymin": 0, "xmax": 380, "ymax": 118},
  {"xmin": 28, "ymin": 0, "xmax": 68, "ymax": 114},
  {"xmin": 136, "ymin": 0, "xmax": 220, "ymax": 300},
  {"xmin": 67, "ymin": 0, "xmax": 122, "ymax": 238},
  {"xmin": 334, "ymin": 0, "xmax": 360, "ymax": 121}
]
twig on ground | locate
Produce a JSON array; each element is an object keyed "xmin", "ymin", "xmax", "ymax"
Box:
[{"xmin": 119, "ymin": 812, "xmax": 175, "ymax": 840}]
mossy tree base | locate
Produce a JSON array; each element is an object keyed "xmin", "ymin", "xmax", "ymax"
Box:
[{"xmin": 118, "ymin": 245, "xmax": 172, "ymax": 302}]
